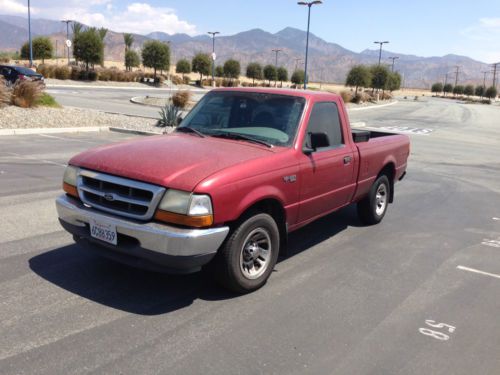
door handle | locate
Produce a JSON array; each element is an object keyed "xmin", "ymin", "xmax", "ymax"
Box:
[{"xmin": 343, "ymin": 156, "xmax": 352, "ymax": 165}]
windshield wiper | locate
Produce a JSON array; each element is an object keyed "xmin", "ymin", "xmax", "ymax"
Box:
[
  {"xmin": 175, "ymin": 127, "xmax": 205, "ymax": 138},
  {"xmin": 210, "ymin": 131, "xmax": 273, "ymax": 148}
]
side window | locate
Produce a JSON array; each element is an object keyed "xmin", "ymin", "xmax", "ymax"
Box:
[{"xmin": 306, "ymin": 102, "xmax": 344, "ymax": 149}]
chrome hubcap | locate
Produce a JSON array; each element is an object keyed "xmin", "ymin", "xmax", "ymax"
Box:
[
  {"xmin": 375, "ymin": 184, "xmax": 387, "ymax": 216},
  {"xmin": 239, "ymin": 228, "xmax": 271, "ymax": 280}
]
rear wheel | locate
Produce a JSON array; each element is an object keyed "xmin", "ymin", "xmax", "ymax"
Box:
[
  {"xmin": 357, "ymin": 175, "xmax": 390, "ymax": 225},
  {"xmin": 214, "ymin": 213, "xmax": 280, "ymax": 293}
]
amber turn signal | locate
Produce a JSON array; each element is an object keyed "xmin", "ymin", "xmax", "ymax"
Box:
[
  {"xmin": 154, "ymin": 210, "xmax": 213, "ymax": 228},
  {"xmin": 63, "ymin": 182, "xmax": 78, "ymax": 198}
]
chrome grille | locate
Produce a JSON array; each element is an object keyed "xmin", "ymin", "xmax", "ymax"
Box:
[{"xmin": 77, "ymin": 169, "xmax": 165, "ymax": 220}]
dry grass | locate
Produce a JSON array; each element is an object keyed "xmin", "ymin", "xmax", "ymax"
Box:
[
  {"xmin": 172, "ymin": 90, "xmax": 191, "ymax": 109},
  {"xmin": 0, "ymin": 77, "xmax": 11, "ymax": 107},
  {"xmin": 11, "ymin": 81, "xmax": 43, "ymax": 108}
]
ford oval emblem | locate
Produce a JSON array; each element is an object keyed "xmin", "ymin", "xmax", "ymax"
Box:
[{"xmin": 104, "ymin": 193, "xmax": 115, "ymax": 202}]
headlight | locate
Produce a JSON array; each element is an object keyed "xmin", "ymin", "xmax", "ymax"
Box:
[
  {"xmin": 62, "ymin": 165, "xmax": 79, "ymax": 197},
  {"xmin": 155, "ymin": 189, "xmax": 213, "ymax": 227}
]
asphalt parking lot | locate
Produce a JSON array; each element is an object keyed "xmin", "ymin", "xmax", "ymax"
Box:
[{"xmin": 1, "ymin": 97, "xmax": 500, "ymax": 374}]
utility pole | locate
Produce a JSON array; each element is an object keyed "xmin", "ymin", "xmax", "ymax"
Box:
[
  {"xmin": 28, "ymin": 0, "xmax": 33, "ymax": 67},
  {"xmin": 388, "ymin": 56, "xmax": 399, "ymax": 72},
  {"xmin": 454, "ymin": 65, "xmax": 460, "ymax": 86},
  {"xmin": 207, "ymin": 31, "xmax": 220, "ymax": 86},
  {"xmin": 55, "ymin": 40, "xmax": 58, "ymax": 64},
  {"xmin": 61, "ymin": 20, "xmax": 72, "ymax": 65},
  {"xmin": 481, "ymin": 71, "xmax": 489, "ymax": 88},
  {"xmin": 298, "ymin": 1, "xmax": 322, "ymax": 89},
  {"xmin": 374, "ymin": 41, "xmax": 389, "ymax": 65},
  {"xmin": 294, "ymin": 58, "xmax": 301, "ymax": 71},
  {"xmin": 491, "ymin": 62, "xmax": 500, "ymax": 89},
  {"xmin": 272, "ymin": 49, "xmax": 282, "ymax": 68}
]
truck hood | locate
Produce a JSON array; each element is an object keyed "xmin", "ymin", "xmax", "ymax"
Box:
[{"xmin": 69, "ymin": 133, "xmax": 276, "ymax": 191}]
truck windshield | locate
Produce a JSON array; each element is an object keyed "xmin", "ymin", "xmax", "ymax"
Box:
[{"xmin": 179, "ymin": 91, "xmax": 306, "ymax": 147}]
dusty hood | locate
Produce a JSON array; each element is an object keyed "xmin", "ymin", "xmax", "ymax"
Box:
[{"xmin": 69, "ymin": 133, "xmax": 275, "ymax": 191}]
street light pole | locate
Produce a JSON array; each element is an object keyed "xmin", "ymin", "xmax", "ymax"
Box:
[
  {"xmin": 272, "ymin": 48, "xmax": 282, "ymax": 68},
  {"xmin": 61, "ymin": 20, "xmax": 72, "ymax": 65},
  {"xmin": 388, "ymin": 56, "xmax": 399, "ymax": 72},
  {"xmin": 208, "ymin": 31, "xmax": 220, "ymax": 85},
  {"xmin": 298, "ymin": 1, "xmax": 322, "ymax": 89},
  {"xmin": 374, "ymin": 41, "xmax": 389, "ymax": 65},
  {"xmin": 28, "ymin": 0, "xmax": 33, "ymax": 67}
]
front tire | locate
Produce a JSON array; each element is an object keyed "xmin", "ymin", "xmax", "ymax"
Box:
[
  {"xmin": 357, "ymin": 175, "xmax": 390, "ymax": 225},
  {"xmin": 214, "ymin": 213, "xmax": 280, "ymax": 293}
]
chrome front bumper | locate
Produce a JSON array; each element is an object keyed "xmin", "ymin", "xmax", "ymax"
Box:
[{"xmin": 56, "ymin": 195, "xmax": 229, "ymax": 271}]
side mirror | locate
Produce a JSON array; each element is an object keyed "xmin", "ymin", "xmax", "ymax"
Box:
[{"xmin": 303, "ymin": 132, "xmax": 330, "ymax": 154}]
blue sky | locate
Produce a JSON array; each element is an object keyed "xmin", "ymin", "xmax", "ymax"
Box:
[{"xmin": 2, "ymin": 0, "xmax": 500, "ymax": 62}]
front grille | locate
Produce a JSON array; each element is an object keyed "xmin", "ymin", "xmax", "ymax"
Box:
[{"xmin": 77, "ymin": 169, "xmax": 165, "ymax": 220}]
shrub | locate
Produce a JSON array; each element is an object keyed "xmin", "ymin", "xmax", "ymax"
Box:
[
  {"xmin": 453, "ymin": 85, "xmax": 464, "ymax": 95},
  {"xmin": 431, "ymin": 82, "xmax": 443, "ymax": 94},
  {"xmin": 11, "ymin": 80, "xmax": 42, "ymax": 108},
  {"xmin": 340, "ymin": 91, "xmax": 353, "ymax": 103},
  {"xmin": 35, "ymin": 92, "xmax": 60, "ymax": 107},
  {"xmin": 222, "ymin": 79, "xmax": 240, "ymax": 87},
  {"xmin": 157, "ymin": 103, "xmax": 181, "ymax": 127},
  {"xmin": 171, "ymin": 75, "xmax": 183, "ymax": 85},
  {"xmin": 54, "ymin": 66, "xmax": 71, "ymax": 80},
  {"xmin": 0, "ymin": 77, "xmax": 10, "ymax": 106},
  {"xmin": 464, "ymin": 85, "xmax": 474, "ymax": 97},
  {"xmin": 381, "ymin": 92, "xmax": 393, "ymax": 100},
  {"xmin": 346, "ymin": 65, "xmax": 371, "ymax": 94},
  {"xmin": 98, "ymin": 69, "xmax": 111, "ymax": 81},
  {"xmin": 475, "ymin": 86, "xmax": 485, "ymax": 97},
  {"xmin": 183, "ymin": 76, "xmax": 190, "ymax": 85},
  {"xmin": 172, "ymin": 90, "xmax": 191, "ymax": 109},
  {"xmin": 485, "ymin": 86, "xmax": 497, "ymax": 99},
  {"xmin": 88, "ymin": 70, "xmax": 98, "ymax": 81},
  {"xmin": 71, "ymin": 67, "xmax": 81, "ymax": 80}
]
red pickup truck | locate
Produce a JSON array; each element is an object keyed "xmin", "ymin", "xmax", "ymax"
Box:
[{"xmin": 57, "ymin": 88, "xmax": 409, "ymax": 292}]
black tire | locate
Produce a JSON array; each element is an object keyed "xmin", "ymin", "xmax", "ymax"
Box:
[
  {"xmin": 357, "ymin": 175, "xmax": 390, "ymax": 225},
  {"xmin": 214, "ymin": 213, "xmax": 280, "ymax": 293}
]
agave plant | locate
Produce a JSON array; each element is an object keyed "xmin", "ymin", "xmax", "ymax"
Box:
[{"xmin": 157, "ymin": 102, "xmax": 180, "ymax": 127}]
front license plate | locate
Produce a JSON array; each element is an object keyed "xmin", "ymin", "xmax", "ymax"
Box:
[{"xmin": 89, "ymin": 218, "xmax": 117, "ymax": 245}]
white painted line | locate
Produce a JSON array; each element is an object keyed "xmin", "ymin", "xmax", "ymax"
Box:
[
  {"xmin": 0, "ymin": 126, "xmax": 109, "ymax": 136},
  {"xmin": 493, "ymin": 217, "xmax": 500, "ymax": 221},
  {"xmin": 481, "ymin": 239, "xmax": 500, "ymax": 248},
  {"xmin": 351, "ymin": 122, "xmax": 366, "ymax": 128},
  {"xmin": 457, "ymin": 265, "xmax": 500, "ymax": 280},
  {"xmin": 4, "ymin": 152, "xmax": 67, "ymax": 168},
  {"xmin": 37, "ymin": 133, "xmax": 101, "ymax": 144}
]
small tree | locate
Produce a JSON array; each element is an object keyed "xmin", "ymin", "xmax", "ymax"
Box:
[
  {"xmin": 291, "ymin": 69, "xmax": 305, "ymax": 87},
  {"xmin": 464, "ymin": 85, "xmax": 474, "ymax": 97},
  {"xmin": 370, "ymin": 65, "xmax": 390, "ymax": 93},
  {"xmin": 223, "ymin": 59, "xmax": 241, "ymax": 81},
  {"xmin": 215, "ymin": 65, "xmax": 224, "ymax": 77},
  {"xmin": 431, "ymin": 82, "xmax": 443, "ymax": 95},
  {"xmin": 346, "ymin": 65, "xmax": 371, "ymax": 95},
  {"xmin": 123, "ymin": 33, "xmax": 134, "ymax": 51},
  {"xmin": 385, "ymin": 71, "xmax": 401, "ymax": 92},
  {"xmin": 263, "ymin": 64, "xmax": 277, "ymax": 85},
  {"xmin": 125, "ymin": 50, "xmax": 140, "ymax": 71},
  {"xmin": 277, "ymin": 67, "xmax": 288, "ymax": 87},
  {"xmin": 176, "ymin": 59, "xmax": 191, "ymax": 79},
  {"xmin": 443, "ymin": 83, "xmax": 453, "ymax": 96},
  {"xmin": 21, "ymin": 37, "xmax": 53, "ymax": 64},
  {"xmin": 246, "ymin": 62, "xmax": 263, "ymax": 85},
  {"xmin": 475, "ymin": 85, "xmax": 485, "ymax": 97},
  {"xmin": 73, "ymin": 28, "xmax": 103, "ymax": 71},
  {"xmin": 192, "ymin": 53, "xmax": 211, "ymax": 82},
  {"xmin": 142, "ymin": 40, "xmax": 170, "ymax": 79},
  {"xmin": 485, "ymin": 86, "xmax": 498, "ymax": 99},
  {"xmin": 453, "ymin": 85, "xmax": 464, "ymax": 96}
]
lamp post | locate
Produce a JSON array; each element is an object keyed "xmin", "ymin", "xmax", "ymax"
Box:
[
  {"xmin": 388, "ymin": 56, "xmax": 399, "ymax": 72},
  {"xmin": 28, "ymin": 0, "xmax": 33, "ymax": 67},
  {"xmin": 61, "ymin": 20, "xmax": 72, "ymax": 65},
  {"xmin": 208, "ymin": 31, "xmax": 220, "ymax": 86},
  {"xmin": 297, "ymin": 1, "xmax": 322, "ymax": 89},
  {"xmin": 272, "ymin": 48, "xmax": 282, "ymax": 68},
  {"xmin": 374, "ymin": 41, "xmax": 389, "ymax": 65}
]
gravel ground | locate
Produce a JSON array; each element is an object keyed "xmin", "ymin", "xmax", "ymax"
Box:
[{"xmin": 0, "ymin": 106, "xmax": 172, "ymax": 134}]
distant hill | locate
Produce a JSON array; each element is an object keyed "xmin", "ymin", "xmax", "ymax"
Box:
[{"xmin": 0, "ymin": 15, "xmax": 490, "ymax": 88}]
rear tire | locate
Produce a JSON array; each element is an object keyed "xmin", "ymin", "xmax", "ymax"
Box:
[
  {"xmin": 214, "ymin": 213, "xmax": 280, "ymax": 293},
  {"xmin": 357, "ymin": 175, "xmax": 390, "ymax": 225}
]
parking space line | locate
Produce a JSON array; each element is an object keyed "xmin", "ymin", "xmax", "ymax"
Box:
[
  {"xmin": 37, "ymin": 134, "xmax": 101, "ymax": 144},
  {"xmin": 457, "ymin": 265, "xmax": 500, "ymax": 280},
  {"xmin": 4, "ymin": 152, "xmax": 67, "ymax": 168},
  {"xmin": 493, "ymin": 217, "xmax": 500, "ymax": 221}
]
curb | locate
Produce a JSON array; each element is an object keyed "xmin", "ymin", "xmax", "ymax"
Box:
[
  {"xmin": 109, "ymin": 127, "xmax": 163, "ymax": 136},
  {"xmin": 0, "ymin": 126, "xmax": 109, "ymax": 136},
  {"xmin": 348, "ymin": 100, "xmax": 398, "ymax": 112},
  {"xmin": 130, "ymin": 96, "xmax": 164, "ymax": 108}
]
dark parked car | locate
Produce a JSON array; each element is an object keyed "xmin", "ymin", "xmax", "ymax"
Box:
[{"xmin": 0, "ymin": 65, "xmax": 44, "ymax": 86}]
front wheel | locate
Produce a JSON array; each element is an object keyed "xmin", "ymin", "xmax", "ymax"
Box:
[
  {"xmin": 357, "ymin": 175, "xmax": 390, "ymax": 225},
  {"xmin": 214, "ymin": 213, "xmax": 280, "ymax": 293}
]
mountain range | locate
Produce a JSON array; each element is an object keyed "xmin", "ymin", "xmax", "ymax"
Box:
[{"xmin": 0, "ymin": 14, "xmax": 491, "ymax": 89}]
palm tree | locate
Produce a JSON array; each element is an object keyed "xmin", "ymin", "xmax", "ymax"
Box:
[
  {"xmin": 98, "ymin": 28, "xmax": 108, "ymax": 41},
  {"xmin": 123, "ymin": 33, "xmax": 134, "ymax": 51}
]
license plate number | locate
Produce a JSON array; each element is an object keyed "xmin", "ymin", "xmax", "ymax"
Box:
[{"xmin": 89, "ymin": 219, "xmax": 117, "ymax": 245}]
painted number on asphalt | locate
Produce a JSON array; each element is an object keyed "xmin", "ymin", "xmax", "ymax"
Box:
[
  {"xmin": 419, "ymin": 320, "xmax": 456, "ymax": 341},
  {"xmin": 482, "ymin": 239, "xmax": 500, "ymax": 248},
  {"xmin": 380, "ymin": 126, "xmax": 433, "ymax": 135}
]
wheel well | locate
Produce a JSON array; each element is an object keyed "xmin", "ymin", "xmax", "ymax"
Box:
[
  {"xmin": 234, "ymin": 199, "xmax": 288, "ymax": 255},
  {"xmin": 377, "ymin": 163, "xmax": 396, "ymax": 203}
]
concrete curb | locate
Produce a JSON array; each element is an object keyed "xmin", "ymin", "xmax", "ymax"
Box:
[
  {"xmin": 130, "ymin": 96, "xmax": 164, "ymax": 108},
  {"xmin": 348, "ymin": 100, "xmax": 398, "ymax": 112},
  {"xmin": 0, "ymin": 126, "xmax": 109, "ymax": 136},
  {"xmin": 109, "ymin": 127, "xmax": 163, "ymax": 136}
]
